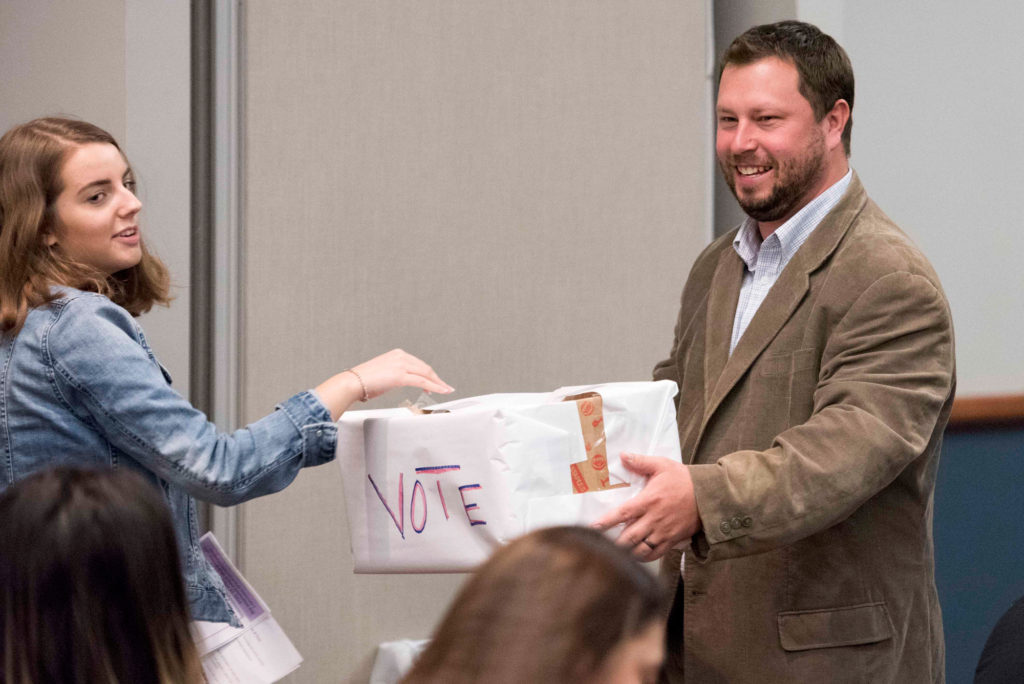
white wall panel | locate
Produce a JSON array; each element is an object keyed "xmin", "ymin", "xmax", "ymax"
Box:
[
  {"xmin": 715, "ymin": 0, "xmax": 1024, "ymax": 396},
  {"xmin": 817, "ymin": 0, "xmax": 1024, "ymax": 396}
]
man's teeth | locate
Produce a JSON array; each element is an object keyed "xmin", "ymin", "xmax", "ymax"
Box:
[{"xmin": 737, "ymin": 166, "xmax": 770, "ymax": 176}]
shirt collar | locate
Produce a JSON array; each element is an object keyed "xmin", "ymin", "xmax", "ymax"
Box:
[{"xmin": 732, "ymin": 168, "xmax": 853, "ymax": 271}]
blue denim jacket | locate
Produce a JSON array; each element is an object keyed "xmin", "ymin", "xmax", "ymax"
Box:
[{"xmin": 0, "ymin": 288, "xmax": 338, "ymax": 624}]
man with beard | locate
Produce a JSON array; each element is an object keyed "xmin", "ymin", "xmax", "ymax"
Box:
[{"xmin": 595, "ymin": 21, "xmax": 954, "ymax": 683}]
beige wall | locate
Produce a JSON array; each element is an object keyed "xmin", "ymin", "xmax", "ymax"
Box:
[
  {"xmin": 0, "ymin": 0, "xmax": 126, "ymax": 137},
  {"xmin": 238, "ymin": 2, "xmax": 711, "ymax": 681},
  {"xmin": 0, "ymin": 0, "xmax": 191, "ymax": 394}
]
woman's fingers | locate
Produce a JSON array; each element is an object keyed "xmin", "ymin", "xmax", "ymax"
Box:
[
  {"xmin": 355, "ymin": 349, "xmax": 454, "ymax": 398},
  {"xmin": 396, "ymin": 350, "xmax": 451, "ymax": 390},
  {"xmin": 405, "ymin": 373, "xmax": 454, "ymax": 395}
]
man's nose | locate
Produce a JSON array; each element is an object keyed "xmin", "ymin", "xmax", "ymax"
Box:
[{"xmin": 730, "ymin": 122, "xmax": 758, "ymax": 154}]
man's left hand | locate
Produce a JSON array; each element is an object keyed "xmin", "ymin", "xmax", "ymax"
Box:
[{"xmin": 592, "ymin": 453, "xmax": 701, "ymax": 560}]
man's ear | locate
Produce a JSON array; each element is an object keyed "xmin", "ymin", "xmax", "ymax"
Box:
[{"xmin": 823, "ymin": 99, "xmax": 850, "ymax": 151}]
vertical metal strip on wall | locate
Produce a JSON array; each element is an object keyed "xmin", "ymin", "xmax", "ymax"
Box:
[
  {"xmin": 192, "ymin": 0, "xmax": 244, "ymax": 563},
  {"xmin": 704, "ymin": 0, "xmax": 717, "ymax": 242}
]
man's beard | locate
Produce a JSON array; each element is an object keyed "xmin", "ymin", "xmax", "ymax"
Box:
[{"xmin": 719, "ymin": 133, "xmax": 828, "ymax": 223}]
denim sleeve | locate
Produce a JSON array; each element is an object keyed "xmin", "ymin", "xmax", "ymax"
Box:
[{"xmin": 45, "ymin": 295, "xmax": 337, "ymax": 506}]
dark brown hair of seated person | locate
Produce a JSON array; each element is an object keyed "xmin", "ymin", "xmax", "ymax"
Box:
[
  {"xmin": 0, "ymin": 466, "xmax": 202, "ymax": 684},
  {"xmin": 0, "ymin": 117, "xmax": 170, "ymax": 336},
  {"xmin": 402, "ymin": 525, "xmax": 667, "ymax": 684}
]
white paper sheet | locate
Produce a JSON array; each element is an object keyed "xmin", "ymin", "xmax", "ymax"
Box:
[
  {"xmin": 201, "ymin": 619, "xmax": 302, "ymax": 684},
  {"xmin": 193, "ymin": 533, "xmax": 302, "ymax": 683}
]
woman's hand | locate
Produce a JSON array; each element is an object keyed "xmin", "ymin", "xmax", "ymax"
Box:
[{"xmin": 315, "ymin": 349, "xmax": 453, "ymax": 420}]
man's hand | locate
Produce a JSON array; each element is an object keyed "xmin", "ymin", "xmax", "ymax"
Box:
[{"xmin": 592, "ymin": 453, "xmax": 701, "ymax": 560}]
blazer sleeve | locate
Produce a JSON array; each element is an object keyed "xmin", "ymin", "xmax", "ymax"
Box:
[
  {"xmin": 687, "ymin": 270, "xmax": 955, "ymax": 560},
  {"xmin": 45, "ymin": 295, "xmax": 338, "ymax": 507}
]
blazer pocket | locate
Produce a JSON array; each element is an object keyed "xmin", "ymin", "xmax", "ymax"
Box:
[
  {"xmin": 743, "ymin": 348, "xmax": 821, "ymax": 448},
  {"xmin": 778, "ymin": 602, "xmax": 894, "ymax": 651}
]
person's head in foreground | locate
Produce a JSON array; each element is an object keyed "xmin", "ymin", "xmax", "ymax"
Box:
[
  {"xmin": 0, "ymin": 466, "xmax": 201, "ymax": 684},
  {"xmin": 0, "ymin": 116, "xmax": 169, "ymax": 336},
  {"xmin": 403, "ymin": 525, "xmax": 667, "ymax": 684}
]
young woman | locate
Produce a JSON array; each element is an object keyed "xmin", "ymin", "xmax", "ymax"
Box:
[
  {"xmin": 0, "ymin": 117, "xmax": 453, "ymax": 625},
  {"xmin": 0, "ymin": 466, "xmax": 203, "ymax": 683},
  {"xmin": 402, "ymin": 526, "xmax": 668, "ymax": 684}
]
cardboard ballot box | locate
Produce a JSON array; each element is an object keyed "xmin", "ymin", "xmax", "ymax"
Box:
[{"xmin": 336, "ymin": 380, "xmax": 681, "ymax": 573}]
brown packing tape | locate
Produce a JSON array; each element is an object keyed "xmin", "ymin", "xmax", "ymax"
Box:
[{"xmin": 563, "ymin": 392, "xmax": 628, "ymax": 494}]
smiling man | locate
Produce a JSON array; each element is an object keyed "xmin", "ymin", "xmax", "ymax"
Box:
[{"xmin": 595, "ymin": 21, "xmax": 954, "ymax": 683}]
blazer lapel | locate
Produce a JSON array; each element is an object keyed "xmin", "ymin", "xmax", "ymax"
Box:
[
  {"xmin": 707, "ymin": 257, "xmax": 810, "ymax": 418},
  {"xmin": 702, "ymin": 172, "xmax": 870, "ymax": 427}
]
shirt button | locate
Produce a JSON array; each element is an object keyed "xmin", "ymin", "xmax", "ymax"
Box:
[
  {"xmin": 719, "ymin": 520, "xmax": 731, "ymax": 535},
  {"xmin": 316, "ymin": 429, "xmax": 323, "ymax": 437},
  {"xmin": 742, "ymin": 516, "xmax": 752, "ymax": 528},
  {"xmin": 731, "ymin": 516, "xmax": 743, "ymax": 529}
]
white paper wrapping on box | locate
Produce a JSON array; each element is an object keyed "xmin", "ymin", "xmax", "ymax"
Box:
[{"xmin": 336, "ymin": 380, "xmax": 681, "ymax": 573}]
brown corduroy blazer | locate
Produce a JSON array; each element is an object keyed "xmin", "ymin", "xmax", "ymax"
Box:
[{"xmin": 655, "ymin": 173, "xmax": 954, "ymax": 683}]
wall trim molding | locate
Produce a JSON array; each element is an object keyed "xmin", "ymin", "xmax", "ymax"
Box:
[{"xmin": 948, "ymin": 394, "xmax": 1024, "ymax": 430}]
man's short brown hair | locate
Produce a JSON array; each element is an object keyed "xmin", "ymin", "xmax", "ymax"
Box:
[{"xmin": 721, "ymin": 20, "xmax": 854, "ymax": 155}]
